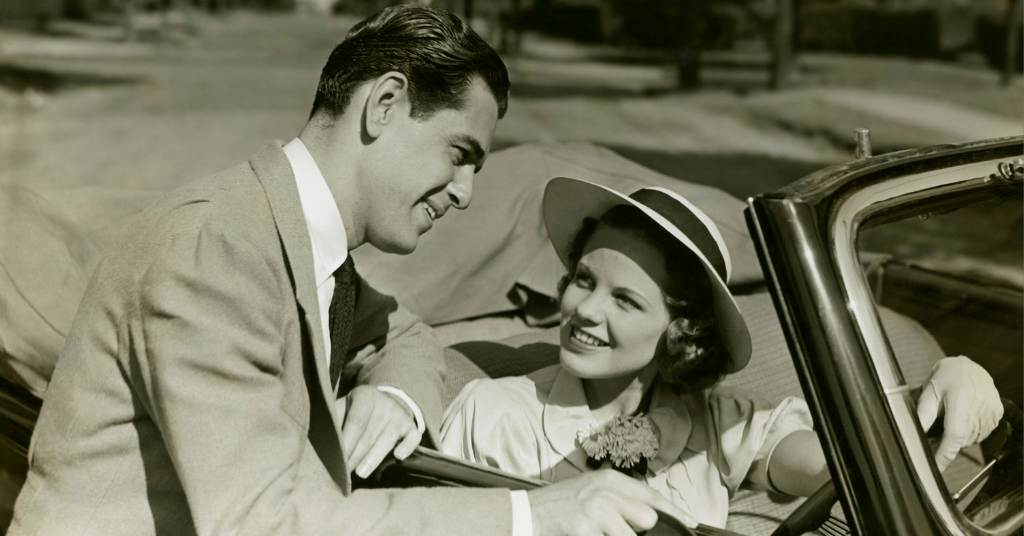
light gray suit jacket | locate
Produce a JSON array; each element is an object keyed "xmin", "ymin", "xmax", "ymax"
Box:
[{"xmin": 9, "ymin": 143, "xmax": 512, "ymax": 536}]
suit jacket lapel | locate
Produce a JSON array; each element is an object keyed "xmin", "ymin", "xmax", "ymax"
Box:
[{"xmin": 249, "ymin": 142, "xmax": 350, "ymax": 490}]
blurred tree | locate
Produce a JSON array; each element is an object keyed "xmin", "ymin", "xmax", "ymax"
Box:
[
  {"xmin": 770, "ymin": 0, "xmax": 795, "ymax": 89},
  {"xmin": 64, "ymin": 0, "xmax": 106, "ymax": 19},
  {"xmin": 0, "ymin": 0, "xmax": 61, "ymax": 31},
  {"xmin": 975, "ymin": 0, "xmax": 1023, "ymax": 79},
  {"xmin": 123, "ymin": 0, "xmax": 136, "ymax": 41},
  {"xmin": 499, "ymin": 0, "xmax": 525, "ymax": 53},
  {"xmin": 1002, "ymin": 0, "xmax": 1021, "ymax": 85}
]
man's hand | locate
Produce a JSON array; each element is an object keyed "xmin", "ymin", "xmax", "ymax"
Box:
[
  {"xmin": 916, "ymin": 356, "xmax": 1004, "ymax": 471},
  {"xmin": 528, "ymin": 470, "xmax": 697, "ymax": 536},
  {"xmin": 341, "ymin": 385, "xmax": 422, "ymax": 479}
]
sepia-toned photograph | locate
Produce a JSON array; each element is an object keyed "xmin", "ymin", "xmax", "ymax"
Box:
[{"xmin": 0, "ymin": 0, "xmax": 1020, "ymax": 534}]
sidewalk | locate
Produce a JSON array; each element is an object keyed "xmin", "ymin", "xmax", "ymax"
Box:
[
  {"xmin": 499, "ymin": 31, "xmax": 1021, "ymax": 157},
  {"xmin": 498, "ymin": 92, "xmax": 846, "ymax": 162},
  {"xmin": 0, "ymin": 32, "xmax": 155, "ymax": 59}
]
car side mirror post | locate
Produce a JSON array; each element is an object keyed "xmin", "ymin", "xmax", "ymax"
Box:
[{"xmin": 854, "ymin": 128, "xmax": 872, "ymax": 160}]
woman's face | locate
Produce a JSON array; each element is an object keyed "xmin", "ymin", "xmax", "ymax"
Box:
[{"xmin": 559, "ymin": 224, "xmax": 673, "ymax": 380}]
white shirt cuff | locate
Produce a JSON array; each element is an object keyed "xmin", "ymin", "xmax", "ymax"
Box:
[
  {"xmin": 510, "ymin": 490, "xmax": 533, "ymax": 536},
  {"xmin": 376, "ymin": 386, "xmax": 426, "ymax": 435}
]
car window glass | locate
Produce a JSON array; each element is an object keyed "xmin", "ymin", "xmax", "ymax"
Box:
[{"xmin": 857, "ymin": 191, "xmax": 1023, "ymax": 531}]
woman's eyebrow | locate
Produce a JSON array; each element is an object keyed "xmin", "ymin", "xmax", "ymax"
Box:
[
  {"xmin": 616, "ymin": 286, "xmax": 653, "ymax": 308},
  {"xmin": 578, "ymin": 261, "xmax": 653, "ymax": 308}
]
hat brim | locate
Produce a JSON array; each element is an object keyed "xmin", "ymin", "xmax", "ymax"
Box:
[{"xmin": 542, "ymin": 177, "xmax": 751, "ymax": 372}]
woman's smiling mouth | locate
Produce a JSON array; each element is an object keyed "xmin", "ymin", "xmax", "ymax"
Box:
[{"xmin": 570, "ymin": 326, "xmax": 609, "ymax": 348}]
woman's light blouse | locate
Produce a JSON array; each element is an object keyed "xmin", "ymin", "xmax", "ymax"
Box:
[{"xmin": 440, "ymin": 365, "xmax": 814, "ymax": 528}]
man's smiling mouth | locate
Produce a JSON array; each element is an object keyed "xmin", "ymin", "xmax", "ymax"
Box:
[
  {"xmin": 422, "ymin": 201, "xmax": 442, "ymax": 221},
  {"xmin": 570, "ymin": 326, "xmax": 609, "ymax": 347}
]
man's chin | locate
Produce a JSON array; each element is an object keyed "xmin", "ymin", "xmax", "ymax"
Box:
[
  {"xmin": 369, "ymin": 234, "xmax": 419, "ymax": 255},
  {"xmin": 376, "ymin": 242, "xmax": 417, "ymax": 255}
]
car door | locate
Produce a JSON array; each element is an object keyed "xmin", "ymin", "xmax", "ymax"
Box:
[{"xmin": 747, "ymin": 136, "xmax": 1023, "ymax": 536}]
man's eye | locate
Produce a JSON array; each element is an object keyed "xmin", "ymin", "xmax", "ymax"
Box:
[{"xmin": 453, "ymin": 148, "xmax": 469, "ymax": 166}]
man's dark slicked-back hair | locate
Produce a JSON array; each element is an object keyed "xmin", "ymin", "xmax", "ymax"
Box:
[{"xmin": 311, "ymin": 5, "xmax": 509, "ymax": 121}]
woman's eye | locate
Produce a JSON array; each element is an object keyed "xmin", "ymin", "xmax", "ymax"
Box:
[
  {"xmin": 615, "ymin": 295, "xmax": 639, "ymax": 311},
  {"xmin": 572, "ymin": 273, "xmax": 593, "ymax": 288}
]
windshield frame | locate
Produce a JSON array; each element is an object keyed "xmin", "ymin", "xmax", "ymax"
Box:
[
  {"xmin": 746, "ymin": 136, "xmax": 1023, "ymax": 536},
  {"xmin": 833, "ymin": 156, "xmax": 1022, "ymax": 536}
]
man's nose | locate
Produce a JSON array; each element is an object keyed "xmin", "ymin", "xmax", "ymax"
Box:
[{"xmin": 447, "ymin": 167, "xmax": 474, "ymax": 210}]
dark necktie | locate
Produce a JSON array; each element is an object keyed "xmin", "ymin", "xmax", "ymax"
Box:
[{"xmin": 328, "ymin": 256, "xmax": 357, "ymax": 394}]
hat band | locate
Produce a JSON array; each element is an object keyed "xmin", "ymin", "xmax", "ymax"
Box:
[{"xmin": 629, "ymin": 189, "xmax": 727, "ymax": 279}]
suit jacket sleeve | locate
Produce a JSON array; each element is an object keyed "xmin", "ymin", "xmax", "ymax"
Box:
[
  {"xmin": 133, "ymin": 215, "xmax": 510, "ymax": 536},
  {"xmin": 346, "ymin": 272, "xmax": 447, "ymax": 441}
]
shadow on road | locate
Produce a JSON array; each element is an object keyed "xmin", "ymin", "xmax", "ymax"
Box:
[
  {"xmin": 0, "ymin": 63, "xmax": 141, "ymax": 93},
  {"xmin": 606, "ymin": 146, "xmax": 826, "ymax": 199}
]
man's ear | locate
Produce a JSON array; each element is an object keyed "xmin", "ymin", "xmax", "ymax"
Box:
[{"xmin": 363, "ymin": 72, "xmax": 411, "ymax": 140}]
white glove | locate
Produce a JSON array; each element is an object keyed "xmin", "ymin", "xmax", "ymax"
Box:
[{"xmin": 916, "ymin": 356, "xmax": 1004, "ymax": 471}]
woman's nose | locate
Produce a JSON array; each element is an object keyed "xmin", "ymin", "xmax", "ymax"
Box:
[
  {"xmin": 574, "ymin": 292, "xmax": 605, "ymax": 325},
  {"xmin": 446, "ymin": 167, "xmax": 474, "ymax": 210}
]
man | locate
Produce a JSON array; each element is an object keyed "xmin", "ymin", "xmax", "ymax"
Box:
[
  {"xmin": 8, "ymin": 5, "xmax": 1004, "ymax": 536},
  {"xmin": 9, "ymin": 6, "xmax": 693, "ymax": 536}
]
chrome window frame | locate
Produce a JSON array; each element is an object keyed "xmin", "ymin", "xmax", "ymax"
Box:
[
  {"xmin": 830, "ymin": 158, "xmax": 1022, "ymax": 536},
  {"xmin": 748, "ymin": 137, "xmax": 1022, "ymax": 536}
]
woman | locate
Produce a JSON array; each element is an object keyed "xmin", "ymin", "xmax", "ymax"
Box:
[{"xmin": 440, "ymin": 177, "xmax": 834, "ymax": 528}]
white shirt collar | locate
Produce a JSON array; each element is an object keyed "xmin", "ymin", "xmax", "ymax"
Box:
[{"xmin": 283, "ymin": 138, "xmax": 348, "ymax": 285}]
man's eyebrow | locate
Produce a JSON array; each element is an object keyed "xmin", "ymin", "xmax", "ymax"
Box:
[{"xmin": 451, "ymin": 134, "xmax": 486, "ymax": 172}]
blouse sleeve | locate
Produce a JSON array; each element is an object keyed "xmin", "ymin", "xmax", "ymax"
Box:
[
  {"xmin": 708, "ymin": 390, "xmax": 814, "ymax": 493},
  {"xmin": 440, "ymin": 378, "xmax": 546, "ymax": 479}
]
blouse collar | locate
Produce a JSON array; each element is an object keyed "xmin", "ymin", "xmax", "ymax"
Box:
[{"xmin": 541, "ymin": 367, "xmax": 693, "ymax": 475}]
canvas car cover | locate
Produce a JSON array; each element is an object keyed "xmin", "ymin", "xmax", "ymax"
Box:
[
  {"xmin": 351, "ymin": 141, "xmax": 762, "ymax": 326},
  {"xmin": 0, "ymin": 141, "xmax": 759, "ymax": 396}
]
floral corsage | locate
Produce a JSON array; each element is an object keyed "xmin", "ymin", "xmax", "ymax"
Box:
[{"xmin": 576, "ymin": 414, "xmax": 659, "ymax": 476}]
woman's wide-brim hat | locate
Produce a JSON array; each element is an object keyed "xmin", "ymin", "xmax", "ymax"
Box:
[{"xmin": 543, "ymin": 177, "xmax": 752, "ymax": 373}]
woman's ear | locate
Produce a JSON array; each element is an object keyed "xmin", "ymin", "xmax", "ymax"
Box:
[{"xmin": 363, "ymin": 71, "xmax": 411, "ymax": 139}]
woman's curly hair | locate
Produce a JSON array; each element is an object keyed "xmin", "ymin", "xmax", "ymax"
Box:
[{"xmin": 558, "ymin": 205, "xmax": 732, "ymax": 394}]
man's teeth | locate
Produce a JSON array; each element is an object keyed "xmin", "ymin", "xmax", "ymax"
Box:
[
  {"xmin": 572, "ymin": 327, "xmax": 608, "ymax": 347},
  {"xmin": 424, "ymin": 204, "xmax": 438, "ymax": 221}
]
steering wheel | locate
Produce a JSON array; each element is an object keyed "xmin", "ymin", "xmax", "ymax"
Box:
[
  {"xmin": 769, "ymin": 398, "xmax": 1023, "ymax": 536},
  {"xmin": 367, "ymin": 447, "xmax": 743, "ymax": 536}
]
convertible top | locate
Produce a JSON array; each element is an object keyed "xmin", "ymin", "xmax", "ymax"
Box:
[{"xmin": 351, "ymin": 141, "xmax": 764, "ymax": 326}]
